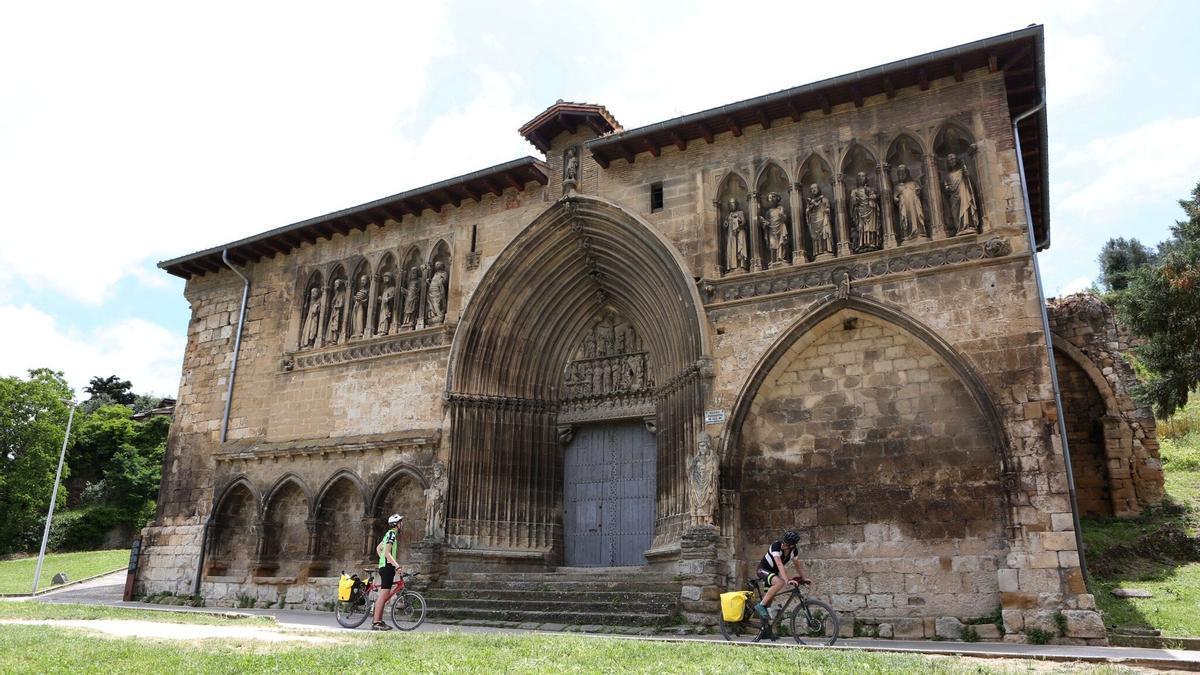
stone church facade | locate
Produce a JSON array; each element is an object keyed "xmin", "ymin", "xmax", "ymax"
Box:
[{"xmin": 139, "ymin": 26, "xmax": 1162, "ymax": 642}]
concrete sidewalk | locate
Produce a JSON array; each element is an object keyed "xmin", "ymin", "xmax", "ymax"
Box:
[{"xmin": 20, "ymin": 575, "xmax": 1200, "ymax": 671}]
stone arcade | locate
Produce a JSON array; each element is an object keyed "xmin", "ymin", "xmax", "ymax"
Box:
[{"xmin": 140, "ymin": 27, "xmax": 1163, "ymax": 642}]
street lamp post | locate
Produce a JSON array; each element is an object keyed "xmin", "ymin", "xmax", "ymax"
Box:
[{"xmin": 32, "ymin": 399, "xmax": 77, "ymax": 595}]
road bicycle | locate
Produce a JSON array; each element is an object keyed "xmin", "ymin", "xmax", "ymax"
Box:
[
  {"xmin": 717, "ymin": 577, "xmax": 840, "ymax": 645},
  {"xmin": 335, "ymin": 569, "xmax": 426, "ymax": 631}
]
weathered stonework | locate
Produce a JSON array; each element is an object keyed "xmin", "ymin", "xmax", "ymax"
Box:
[{"xmin": 139, "ymin": 28, "xmax": 1129, "ymax": 642}]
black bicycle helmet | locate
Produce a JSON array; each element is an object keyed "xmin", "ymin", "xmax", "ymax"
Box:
[{"xmin": 782, "ymin": 530, "xmax": 801, "ymax": 545}]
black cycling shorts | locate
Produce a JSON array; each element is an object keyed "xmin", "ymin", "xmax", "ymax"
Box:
[
  {"xmin": 378, "ymin": 564, "xmax": 396, "ymax": 589},
  {"xmin": 756, "ymin": 567, "xmax": 779, "ymax": 586}
]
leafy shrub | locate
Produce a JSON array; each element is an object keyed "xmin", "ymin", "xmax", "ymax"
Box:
[
  {"xmin": 1160, "ymin": 433, "xmax": 1200, "ymax": 471},
  {"xmin": 1053, "ymin": 611, "xmax": 1068, "ymax": 637},
  {"xmin": 960, "ymin": 625, "xmax": 979, "ymax": 642},
  {"xmin": 1026, "ymin": 627, "xmax": 1054, "ymax": 645}
]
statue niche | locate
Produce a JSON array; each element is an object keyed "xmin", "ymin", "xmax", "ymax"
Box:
[
  {"xmin": 325, "ymin": 266, "xmax": 348, "ymax": 345},
  {"xmin": 799, "ymin": 155, "xmax": 836, "ymax": 261},
  {"xmin": 935, "ymin": 124, "xmax": 982, "ymax": 236},
  {"xmin": 756, "ymin": 164, "xmax": 792, "ymax": 268},
  {"xmin": 349, "ymin": 261, "xmax": 371, "ymax": 340},
  {"xmin": 299, "ymin": 271, "xmax": 323, "ymax": 350},
  {"xmin": 716, "ymin": 173, "xmax": 750, "ymax": 275},
  {"xmin": 887, "ymin": 135, "xmax": 930, "ymax": 243},
  {"xmin": 561, "ymin": 310, "xmax": 651, "ymax": 404},
  {"xmin": 426, "ymin": 240, "xmax": 452, "ymax": 326},
  {"xmin": 375, "ymin": 253, "xmax": 398, "ymax": 337},
  {"xmin": 842, "ymin": 144, "xmax": 882, "ymax": 253},
  {"xmin": 399, "ymin": 247, "xmax": 423, "ymax": 331}
]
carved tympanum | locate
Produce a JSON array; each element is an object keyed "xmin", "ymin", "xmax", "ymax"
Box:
[{"xmin": 562, "ymin": 311, "xmax": 650, "ymax": 401}]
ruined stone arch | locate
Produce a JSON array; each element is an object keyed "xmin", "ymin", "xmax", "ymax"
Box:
[
  {"xmin": 1051, "ymin": 335, "xmax": 1125, "ymax": 518},
  {"xmin": 445, "ymin": 194, "xmax": 711, "ymax": 555},
  {"xmin": 720, "ymin": 294, "xmax": 1016, "ymax": 617}
]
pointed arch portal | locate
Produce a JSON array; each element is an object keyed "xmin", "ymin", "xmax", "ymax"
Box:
[{"xmin": 445, "ymin": 195, "xmax": 711, "ymax": 562}]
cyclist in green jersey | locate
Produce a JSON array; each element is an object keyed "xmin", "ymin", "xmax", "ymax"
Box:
[{"xmin": 372, "ymin": 513, "xmax": 405, "ymax": 631}]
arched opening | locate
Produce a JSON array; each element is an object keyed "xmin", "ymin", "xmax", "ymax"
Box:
[
  {"xmin": 445, "ymin": 194, "xmax": 710, "ymax": 564},
  {"xmin": 398, "ymin": 246, "xmax": 424, "ymax": 332},
  {"xmin": 372, "ymin": 467, "xmax": 427, "ymax": 566},
  {"xmin": 325, "ymin": 264, "xmax": 349, "ymax": 346},
  {"xmin": 716, "ymin": 173, "xmax": 750, "ymax": 275},
  {"xmin": 208, "ymin": 479, "xmax": 258, "ymax": 576},
  {"xmin": 842, "ymin": 144, "xmax": 883, "ymax": 254},
  {"xmin": 260, "ymin": 476, "xmax": 310, "ymax": 576},
  {"xmin": 934, "ymin": 123, "xmax": 982, "ymax": 236},
  {"xmin": 375, "ymin": 253, "xmax": 398, "ymax": 337},
  {"xmin": 1054, "ymin": 346, "xmax": 1116, "ymax": 517},
  {"xmin": 315, "ymin": 471, "xmax": 367, "ymax": 573},
  {"xmin": 756, "ymin": 162, "xmax": 793, "ymax": 267},
  {"xmin": 886, "ymin": 135, "xmax": 930, "ymax": 243},
  {"xmin": 798, "ymin": 154, "xmax": 836, "ymax": 261},
  {"xmin": 426, "ymin": 240, "xmax": 452, "ymax": 326},
  {"xmin": 299, "ymin": 270, "xmax": 323, "ymax": 350},
  {"xmin": 724, "ymin": 297, "xmax": 1011, "ymax": 620},
  {"xmin": 348, "ymin": 258, "xmax": 372, "ymax": 340}
]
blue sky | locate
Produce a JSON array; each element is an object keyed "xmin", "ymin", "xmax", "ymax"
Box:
[{"xmin": 1, "ymin": 0, "xmax": 1198, "ymax": 397}]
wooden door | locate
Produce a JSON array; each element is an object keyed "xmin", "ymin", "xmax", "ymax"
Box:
[{"xmin": 563, "ymin": 421, "xmax": 655, "ymax": 566}]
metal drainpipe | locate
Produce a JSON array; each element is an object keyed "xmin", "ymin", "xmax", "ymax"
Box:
[
  {"xmin": 194, "ymin": 250, "xmax": 249, "ymax": 596},
  {"xmin": 1012, "ymin": 94, "xmax": 1092, "ymax": 591},
  {"xmin": 220, "ymin": 249, "xmax": 250, "ymax": 444}
]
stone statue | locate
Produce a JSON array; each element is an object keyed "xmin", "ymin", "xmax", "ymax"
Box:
[
  {"xmin": 351, "ymin": 275, "xmax": 369, "ymax": 339},
  {"xmin": 583, "ymin": 331, "xmax": 596, "ymax": 359},
  {"xmin": 301, "ymin": 286, "xmax": 321, "ymax": 348},
  {"xmin": 805, "ymin": 184, "xmax": 833, "ymax": 258},
  {"xmin": 722, "ymin": 197, "xmax": 748, "ymax": 272},
  {"xmin": 943, "ymin": 153, "xmax": 979, "ymax": 235},
  {"xmin": 758, "ymin": 192, "xmax": 790, "ymax": 266},
  {"xmin": 687, "ymin": 432, "xmax": 718, "ymax": 526},
  {"xmin": 424, "ymin": 461, "xmax": 448, "ymax": 539},
  {"xmin": 591, "ymin": 361, "xmax": 603, "ymax": 395},
  {"xmin": 625, "ymin": 325, "xmax": 637, "ymax": 352},
  {"xmin": 849, "ymin": 172, "xmax": 881, "ymax": 252},
  {"xmin": 401, "ymin": 266, "xmax": 422, "ymax": 329},
  {"xmin": 426, "ymin": 261, "xmax": 448, "ymax": 325},
  {"xmin": 628, "ymin": 354, "xmax": 644, "ymax": 389},
  {"xmin": 376, "ymin": 274, "xmax": 395, "ymax": 336},
  {"xmin": 563, "ymin": 146, "xmax": 579, "ymax": 189},
  {"xmin": 326, "ymin": 278, "xmax": 346, "ymax": 345},
  {"xmin": 893, "ymin": 164, "xmax": 925, "ymax": 241},
  {"xmin": 596, "ymin": 323, "xmax": 611, "ymax": 357}
]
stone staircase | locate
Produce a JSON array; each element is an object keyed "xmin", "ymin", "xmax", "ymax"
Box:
[{"xmin": 423, "ymin": 568, "xmax": 682, "ymax": 630}]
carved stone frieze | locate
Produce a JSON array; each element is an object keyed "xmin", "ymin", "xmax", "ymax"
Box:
[
  {"xmin": 214, "ymin": 429, "xmax": 440, "ymax": 463},
  {"xmin": 284, "ymin": 324, "xmax": 453, "ymax": 372},
  {"xmin": 700, "ymin": 238, "xmax": 1002, "ymax": 306}
]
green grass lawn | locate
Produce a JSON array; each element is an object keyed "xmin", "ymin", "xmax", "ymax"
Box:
[
  {"xmin": 0, "ymin": 602, "xmax": 274, "ymax": 626},
  {"xmin": 0, "ymin": 624, "xmax": 1134, "ymax": 674},
  {"xmin": 1082, "ymin": 411, "xmax": 1200, "ymax": 637},
  {"xmin": 0, "ymin": 549, "xmax": 129, "ymax": 595}
]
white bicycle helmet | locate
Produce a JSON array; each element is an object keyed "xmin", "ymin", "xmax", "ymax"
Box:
[{"xmin": 387, "ymin": 513, "xmax": 404, "ymax": 526}]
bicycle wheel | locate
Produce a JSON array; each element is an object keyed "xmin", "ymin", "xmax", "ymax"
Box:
[
  {"xmin": 335, "ymin": 591, "xmax": 371, "ymax": 629},
  {"xmin": 789, "ymin": 598, "xmax": 840, "ymax": 646},
  {"xmin": 389, "ymin": 590, "xmax": 426, "ymax": 630}
]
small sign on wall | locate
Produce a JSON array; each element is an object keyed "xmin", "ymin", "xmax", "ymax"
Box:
[{"xmin": 704, "ymin": 410, "xmax": 726, "ymax": 425}]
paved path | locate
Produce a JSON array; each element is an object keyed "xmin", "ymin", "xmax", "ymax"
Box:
[{"xmin": 20, "ymin": 575, "xmax": 1200, "ymax": 671}]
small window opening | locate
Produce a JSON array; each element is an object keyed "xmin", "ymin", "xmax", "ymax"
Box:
[
  {"xmin": 650, "ymin": 182, "xmax": 664, "ymax": 213},
  {"xmin": 470, "ymin": 224, "xmax": 478, "ymax": 253}
]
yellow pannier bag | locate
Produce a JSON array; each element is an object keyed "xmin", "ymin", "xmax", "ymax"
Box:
[
  {"xmin": 720, "ymin": 591, "xmax": 751, "ymax": 622},
  {"xmin": 337, "ymin": 574, "xmax": 354, "ymax": 601}
]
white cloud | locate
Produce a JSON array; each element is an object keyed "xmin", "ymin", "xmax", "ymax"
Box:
[
  {"xmin": 1057, "ymin": 276, "xmax": 1094, "ymax": 296},
  {"xmin": 1057, "ymin": 116, "xmax": 1200, "ymax": 218},
  {"xmin": 0, "ymin": 304, "xmax": 185, "ymax": 396}
]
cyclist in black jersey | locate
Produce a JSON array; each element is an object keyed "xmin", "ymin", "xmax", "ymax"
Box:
[{"xmin": 754, "ymin": 529, "xmax": 810, "ymax": 621}]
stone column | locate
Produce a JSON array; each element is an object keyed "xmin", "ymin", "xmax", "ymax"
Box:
[
  {"xmin": 416, "ymin": 264, "xmax": 430, "ymax": 331},
  {"xmin": 878, "ymin": 163, "xmax": 897, "ymax": 249},
  {"xmin": 833, "ymin": 173, "xmax": 851, "ymax": 256},
  {"xmin": 316, "ymin": 282, "xmax": 331, "ymax": 348},
  {"xmin": 361, "ymin": 517, "xmax": 378, "ymax": 566},
  {"xmin": 924, "ymin": 154, "xmax": 945, "ymax": 239},
  {"xmin": 678, "ymin": 525, "xmax": 723, "ymax": 626},
  {"xmin": 747, "ymin": 192, "xmax": 763, "ymax": 271},
  {"xmin": 787, "ymin": 184, "xmax": 803, "ymax": 264}
]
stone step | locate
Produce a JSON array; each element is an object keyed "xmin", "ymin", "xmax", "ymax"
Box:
[
  {"xmin": 426, "ymin": 588, "xmax": 678, "ymax": 604},
  {"xmin": 424, "ymin": 596, "xmax": 676, "ymax": 614},
  {"xmin": 424, "ymin": 605, "xmax": 674, "ymax": 627},
  {"xmin": 439, "ymin": 579, "xmax": 679, "ymax": 593}
]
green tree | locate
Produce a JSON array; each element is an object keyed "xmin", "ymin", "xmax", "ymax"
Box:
[
  {"xmin": 0, "ymin": 369, "xmax": 73, "ymax": 554},
  {"xmin": 1115, "ymin": 180, "xmax": 1200, "ymax": 417},
  {"xmin": 1097, "ymin": 237, "xmax": 1157, "ymax": 292},
  {"xmin": 83, "ymin": 375, "xmax": 135, "ymax": 407}
]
